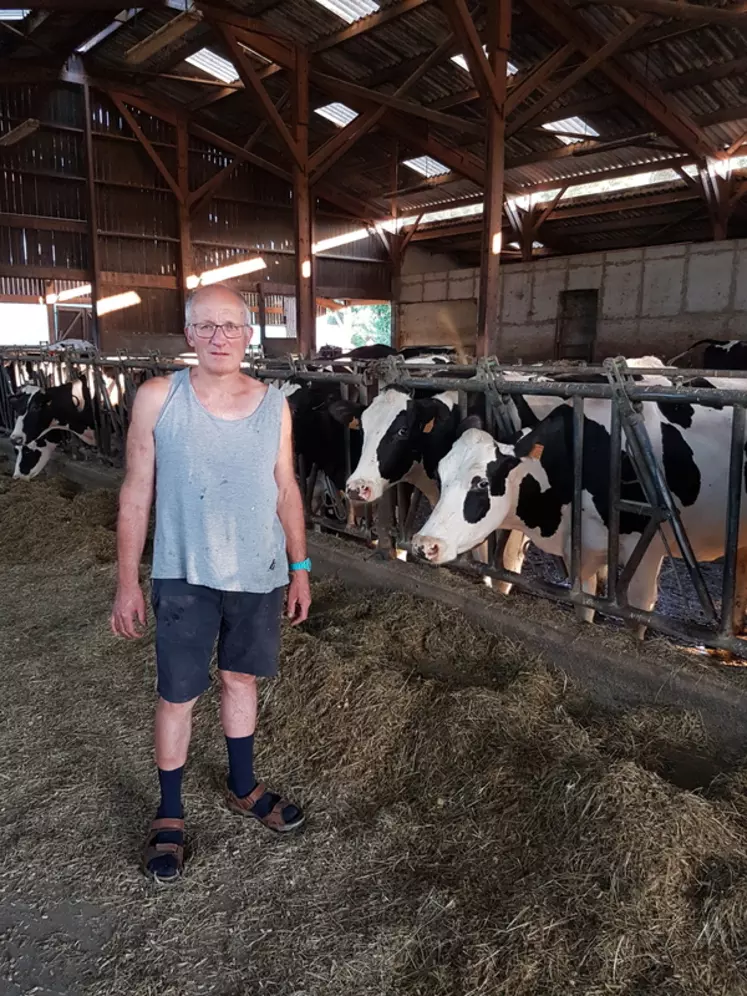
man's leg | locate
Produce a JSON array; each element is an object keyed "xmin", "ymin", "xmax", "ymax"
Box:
[
  {"xmin": 148, "ymin": 695, "xmax": 198, "ymax": 879},
  {"xmin": 146, "ymin": 579, "xmax": 221, "ymax": 880},
  {"xmin": 218, "ymin": 589, "xmax": 304, "ymax": 830}
]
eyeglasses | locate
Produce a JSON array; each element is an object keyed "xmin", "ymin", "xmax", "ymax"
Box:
[{"xmin": 189, "ymin": 322, "xmax": 247, "ymax": 339}]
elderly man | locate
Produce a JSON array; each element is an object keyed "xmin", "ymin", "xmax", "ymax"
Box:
[{"xmin": 111, "ymin": 284, "xmax": 311, "ymax": 883}]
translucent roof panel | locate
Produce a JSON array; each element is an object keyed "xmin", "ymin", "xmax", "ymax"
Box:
[
  {"xmin": 315, "ymin": 102, "xmax": 358, "ymax": 127},
  {"xmin": 542, "ymin": 116, "xmax": 600, "ymax": 145},
  {"xmin": 311, "ymin": 0, "xmax": 379, "ymax": 23},
  {"xmin": 403, "ymin": 155, "xmax": 450, "ymax": 177},
  {"xmin": 185, "ymin": 48, "xmax": 238, "ymax": 84}
]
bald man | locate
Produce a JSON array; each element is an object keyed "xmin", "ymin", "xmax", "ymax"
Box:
[{"xmin": 111, "ymin": 284, "xmax": 311, "ymax": 883}]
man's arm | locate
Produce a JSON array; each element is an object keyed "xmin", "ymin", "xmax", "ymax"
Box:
[
  {"xmin": 275, "ymin": 398, "xmax": 311, "ymax": 625},
  {"xmin": 110, "ymin": 377, "xmax": 168, "ymax": 638}
]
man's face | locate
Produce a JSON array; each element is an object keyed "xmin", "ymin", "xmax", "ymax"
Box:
[{"xmin": 184, "ymin": 289, "xmax": 250, "ymax": 375}]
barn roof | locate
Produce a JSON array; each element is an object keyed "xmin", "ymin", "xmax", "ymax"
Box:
[{"xmin": 1, "ymin": 0, "xmax": 747, "ymax": 260}]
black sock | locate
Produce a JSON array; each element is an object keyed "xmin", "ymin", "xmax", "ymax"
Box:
[
  {"xmin": 226, "ymin": 735, "xmax": 298, "ymax": 823},
  {"xmin": 225, "ymin": 734, "xmax": 255, "ymax": 799},
  {"xmin": 147, "ymin": 765, "xmax": 184, "ymax": 879}
]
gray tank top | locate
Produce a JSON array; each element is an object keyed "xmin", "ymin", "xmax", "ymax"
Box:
[{"xmin": 152, "ymin": 368, "xmax": 289, "ymax": 592}]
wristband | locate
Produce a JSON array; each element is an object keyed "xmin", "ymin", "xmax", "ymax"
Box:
[{"xmin": 289, "ymin": 558, "xmax": 312, "ymax": 572}]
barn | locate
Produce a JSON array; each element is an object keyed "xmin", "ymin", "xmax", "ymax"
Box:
[{"xmin": 4, "ymin": 1, "xmax": 747, "ymax": 993}]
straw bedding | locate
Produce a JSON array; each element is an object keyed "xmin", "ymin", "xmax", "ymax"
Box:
[{"xmin": 1, "ymin": 470, "xmax": 747, "ymax": 995}]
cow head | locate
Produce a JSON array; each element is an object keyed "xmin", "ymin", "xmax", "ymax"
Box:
[
  {"xmin": 336, "ymin": 388, "xmax": 457, "ymax": 503},
  {"xmin": 12, "ymin": 432, "xmax": 66, "ymax": 480},
  {"xmin": 412, "ymin": 428, "xmax": 526, "ymax": 564}
]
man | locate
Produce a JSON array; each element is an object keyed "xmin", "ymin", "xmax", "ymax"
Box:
[{"xmin": 111, "ymin": 284, "xmax": 311, "ymax": 883}]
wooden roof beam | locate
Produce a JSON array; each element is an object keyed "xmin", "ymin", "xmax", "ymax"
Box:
[
  {"xmin": 507, "ymin": 15, "xmax": 650, "ymax": 137},
  {"xmin": 439, "ymin": 0, "xmax": 506, "ymax": 115},
  {"xmin": 570, "ymin": 0, "xmax": 747, "ymax": 27},
  {"xmin": 107, "ymin": 92, "xmax": 184, "ymax": 203},
  {"xmin": 505, "ymin": 43, "xmax": 575, "ymax": 116},
  {"xmin": 311, "ymin": 0, "xmax": 430, "ymax": 53},
  {"xmin": 522, "ymin": 0, "xmax": 718, "ymax": 160}
]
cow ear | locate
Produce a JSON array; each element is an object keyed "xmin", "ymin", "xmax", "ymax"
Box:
[
  {"xmin": 328, "ymin": 399, "xmax": 363, "ymax": 428},
  {"xmin": 457, "ymin": 414, "xmax": 483, "ymax": 437}
]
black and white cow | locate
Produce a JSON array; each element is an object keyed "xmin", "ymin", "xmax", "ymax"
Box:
[
  {"xmin": 9, "ymin": 377, "xmax": 96, "ymax": 479},
  {"xmin": 281, "ymin": 378, "xmax": 363, "ymax": 521},
  {"xmin": 669, "ymin": 339, "xmax": 747, "ymax": 370},
  {"xmin": 412, "ymin": 377, "xmax": 747, "ymax": 632}
]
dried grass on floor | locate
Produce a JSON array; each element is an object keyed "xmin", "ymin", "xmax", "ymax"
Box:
[{"xmin": 2, "ymin": 472, "xmax": 747, "ymax": 995}]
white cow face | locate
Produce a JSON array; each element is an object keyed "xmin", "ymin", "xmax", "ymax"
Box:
[
  {"xmin": 345, "ymin": 388, "xmax": 413, "ymax": 503},
  {"xmin": 412, "ymin": 429, "xmax": 522, "ymax": 564}
]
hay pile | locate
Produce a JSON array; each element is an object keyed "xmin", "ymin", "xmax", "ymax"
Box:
[{"xmin": 1, "ymin": 471, "xmax": 747, "ymax": 995}]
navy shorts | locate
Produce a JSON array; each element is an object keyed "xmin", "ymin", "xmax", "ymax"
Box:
[{"xmin": 151, "ymin": 578, "xmax": 284, "ymax": 703}]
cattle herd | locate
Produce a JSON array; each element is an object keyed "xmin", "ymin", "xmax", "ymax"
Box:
[{"xmin": 3, "ymin": 336, "xmax": 747, "ymax": 636}]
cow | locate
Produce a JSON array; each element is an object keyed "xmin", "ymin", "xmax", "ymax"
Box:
[
  {"xmin": 669, "ymin": 339, "xmax": 747, "ymax": 370},
  {"xmin": 9, "ymin": 377, "xmax": 96, "ymax": 479},
  {"xmin": 412, "ymin": 380, "xmax": 747, "ymax": 635},
  {"xmin": 280, "ymin": 378, "xmax": 363, "ymax": 523}
]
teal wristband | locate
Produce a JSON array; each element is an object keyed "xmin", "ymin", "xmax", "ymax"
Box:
[{"xmin": 289, "ymin": 558, "xmax": 312, "ymax": 572}]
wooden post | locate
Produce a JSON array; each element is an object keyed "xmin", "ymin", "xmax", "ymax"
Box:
[
  {"xmin": 176, "ymin": 118, "xmax": 192, "ymax": 318},
  {"xmin": 293, "ymin": 48, "xmax": 315, "ymax": 358},
  {"xmin": 256, "ymin": 280, "xmax": 267, "ymax": 352},
  {"xmin": 82, "ymin": 83, "xmax": 101, "ymax": 348},
  {"xmin": 477, "ymin": 0, "xmax": 511, "ymax": 357}
]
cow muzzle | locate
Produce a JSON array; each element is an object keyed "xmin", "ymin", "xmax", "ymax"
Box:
[
  {"xmin": 346, "ymin": 479, "xmax": 377, "ymax": 503},
  {"xmin": 411, "ymin": 534, "xmax": 448, "ymax": 564},
  {"xmin": 9, "ymin": 434, "xmax": 23, "ymax": 446}
]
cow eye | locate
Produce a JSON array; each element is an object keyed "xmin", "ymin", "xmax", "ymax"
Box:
[
  {"xmin": 396, "ymin": 427, "xmax": 408, "ymax": 438},
  {"xmin": 477, "ymin": 478, "xmax": 490, "ymax": 491}
]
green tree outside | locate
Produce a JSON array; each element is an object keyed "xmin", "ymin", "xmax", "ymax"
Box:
[{"xmin": 349, "ymin": 304, "xmax": 391, "ymax": 348}]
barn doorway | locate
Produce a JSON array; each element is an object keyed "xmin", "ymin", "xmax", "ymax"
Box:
[{"xmin": 555, "ymin": 289, "xmax": 598, "ymax": 362}]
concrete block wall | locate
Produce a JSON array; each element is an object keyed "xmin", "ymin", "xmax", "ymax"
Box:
[{"xmin": 396, "ymin": 239, "xmax": 747, "ymax": 360}]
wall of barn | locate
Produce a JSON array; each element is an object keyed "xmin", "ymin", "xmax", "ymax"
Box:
[
  {"xmin": 396, "ymin": 239, "xmax": 747, "ymax": 360},
  {"xmin": 0, "ymin": 83, "xmax": 390, "ymax": 355}
]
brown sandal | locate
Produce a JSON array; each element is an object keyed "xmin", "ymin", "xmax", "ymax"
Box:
[
  {"xmin": 226, "ymin": 782, "xmax": 305, "ymax": 833},
  {"xmin": 142, "ymin": 817, "xmax": 185, "ymax": 882}
]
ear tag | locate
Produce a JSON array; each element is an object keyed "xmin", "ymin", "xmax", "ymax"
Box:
[
  {"xmin": 422, "ymin": 418, "xmax": 435, "ymax": 434},
  {"xmin": 349, "ymin": 417, "xmax": 360, "ymax": 430},
  {"xmin": 529, "ymin": 442, "xmax": 544, "ymax": 460}
]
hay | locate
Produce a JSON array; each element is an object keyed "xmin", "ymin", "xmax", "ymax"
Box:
[{"xmin": 2, "ymin": 470, "xmax": 747, "ymax": 995}]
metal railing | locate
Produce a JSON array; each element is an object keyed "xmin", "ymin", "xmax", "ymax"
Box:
[{"xmin": 2, "ymin": 346, "xmax": 747, "ymax": 656}]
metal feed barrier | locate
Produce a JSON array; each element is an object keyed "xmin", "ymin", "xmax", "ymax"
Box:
[{"xmin": 3, "ymin": 346, "xmax": 747, "ymax": 656}]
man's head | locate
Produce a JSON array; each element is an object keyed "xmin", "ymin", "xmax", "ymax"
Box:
[{"xmin": 184, "ymin": 285, "xmax": 251, "ymax": 375}]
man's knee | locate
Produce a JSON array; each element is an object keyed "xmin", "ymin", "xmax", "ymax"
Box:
[
  {"xmin": 158, "ymin": 695, "xmax": 199, "ymax": 715},
  {"xmin": 220, "ymin": 671, "xmax": 257, "ymax": 694}
]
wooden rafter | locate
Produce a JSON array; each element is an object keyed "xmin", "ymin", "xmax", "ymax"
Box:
[
  {"xmin": 209, "ymin": 20, "xmax": 303, "ymax": 169},
  {"xmin": 522, "ymin": 0, "xmax": 718, "ymax": 161},
  {"xmin": 505, "ymin": 43, "xmax": 575, "ymax": 116},
  {"xmin": 506, "ymin": 14, "xmax": 651, "ymax": 138},
  {"xmin": 108, "ymin": 92, "xmax": 184, "ymax": 203},
  {"xmin": 440, "ymin": 0, "xmax": 506, "ymax": 115},
  {"xmin": 311, "ymin": 0, "xmax": 429, "ymax": 53},
  {"xmin": 571, "ymin": 0, "xmax": 747, "ymax": 27},
  {"xmin": 309, "ymin": 34, "xmax": 457, "ymax": 183}
]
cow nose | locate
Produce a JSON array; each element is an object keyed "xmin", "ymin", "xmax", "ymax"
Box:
[
  {"xmin": 9, "ymin": 434, "xmax": 22, "ymax": 446},
  {"xmin": 412, "ymin": 535, "xmax": 443, "ymax": 562},
  {"xmin": 347, "ymin": 482, "xmax": 372, "ymax": 503}
]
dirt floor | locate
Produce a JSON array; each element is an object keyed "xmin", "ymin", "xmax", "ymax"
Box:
[{"xmin": 4, "ymin": 470, "xmax": 747, "ymax": 995}]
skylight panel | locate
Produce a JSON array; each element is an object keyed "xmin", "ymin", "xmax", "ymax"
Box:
[
  {"xmin": 311, "ymin": 0, "xmax": 379, "ymax": 23},
  {"xmin": 315, "ymin": 102, "xmax": 358, "ymax": 127},
  {"xmin": 0, "ymin": 9, "xmax": 29, "ymax": 19},
  {"xmin": 403, "ymin": 155, "xmax": 450, "ymax": 177},
  {"xmin": 185, "ymin": 48, "xmax": 238, "ymax": 84},
  {"xmin": 542, "ymin": 115, "xmax": 599, "ymax": 145},
  {"xmin": 451, "ymin": 48, "xmax": 518, "ymax": 75}
]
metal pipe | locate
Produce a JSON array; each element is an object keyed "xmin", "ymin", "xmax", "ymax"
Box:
[
  {"xmin": 606, "ymin": 399, "xmax": 621, "ymax": 606},
  {"xmin": 571, "ymin": 395, "xmax": 584, "ymax": 597},
  {"xmin": 720, "ymin": 405, "xmax": 746, "ymax": 636}
]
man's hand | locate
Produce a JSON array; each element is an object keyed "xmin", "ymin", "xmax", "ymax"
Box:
[
  {"xmin": 111, "ymin": 582, "xmax": 148, "ymax": 638},
  {"xmin": 287, "ymin": 572, "xmax": 311, "ymax": 626}
]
